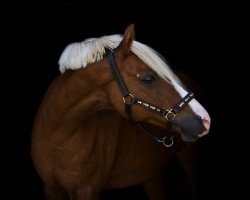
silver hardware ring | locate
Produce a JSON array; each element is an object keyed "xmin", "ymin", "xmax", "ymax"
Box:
[
  {"xmin": 123, "ymin": 94, "xmax": 134, "ymax": 105},
  {"xmin": 158, "ymin": 136, "xmax": 174, "ymax": 147},
  {"xmin": 164, "ymin": 109, "xmax": 176, "ymax": 121}
]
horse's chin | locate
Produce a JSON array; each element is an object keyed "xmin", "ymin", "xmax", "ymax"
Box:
[
  {"xmin": 142, "ymin": 120, "xmax": 199, "ymax": 143},
  {"xmin": 179, "ymin": 127, "xmax": 200, "ymax": 142},
  {"xmin": 180, "ymin": 132, "xmax": 198, "ymax": 142}
]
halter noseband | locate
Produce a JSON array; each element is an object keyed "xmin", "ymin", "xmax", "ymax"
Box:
[{"xmin": 106, "ymin": 49, "xmax": 194, "ymax": 147}]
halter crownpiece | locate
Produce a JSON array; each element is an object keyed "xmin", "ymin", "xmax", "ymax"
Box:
[{"xmin": 106, "ymin": 49, "xmax": 194, "ymax": 147}]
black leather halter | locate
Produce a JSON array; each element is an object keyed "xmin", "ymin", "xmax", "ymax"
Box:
[{"xmin": 106, "ymin": 49, "xmax": 194, "ymax": 147}]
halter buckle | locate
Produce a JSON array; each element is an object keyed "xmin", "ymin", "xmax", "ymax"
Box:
[
  {"xmin": 158, "ymin": 136, "xmax": 174, "ymax": 147},
  {"xmin": 164, "ymin": 109, "xmax": 176, "ymax": 121},
  {"xmin": 123, "ymin": 94, "xmax": 134, "ymax": 105}
]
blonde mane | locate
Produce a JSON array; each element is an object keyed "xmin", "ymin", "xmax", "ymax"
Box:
[{"xmin": 59, "ymin": 34, "xmax": 182, "ymax": 86}]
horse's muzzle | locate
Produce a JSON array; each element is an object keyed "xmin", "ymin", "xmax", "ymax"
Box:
[{"xmin": 179, "ymin": 114, "xmax": 208, "ymax": 142}]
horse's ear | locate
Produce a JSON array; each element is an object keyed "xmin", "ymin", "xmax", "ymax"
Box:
[{"xmin": 117, "ymin": 24, "xmax": 135, "ymax": 58}]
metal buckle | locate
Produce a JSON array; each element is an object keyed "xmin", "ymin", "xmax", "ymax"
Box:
[
  {"xmin": 122, "ymin": 94, "xmax": 134, "ymax": 105},
  {"xmin": 164, "ymin": 109, "xmax": 176, "ymax": 121},
  {"xmin": 158, "ymin": 136, "xmax": 174, "ymax": 147}
]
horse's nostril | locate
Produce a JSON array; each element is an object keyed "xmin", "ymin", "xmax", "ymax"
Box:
[
  {"xmin": 198, "ymin": 116, "xmax": 211, "ymax": 137},
  {"xmin": 202, "ymin": 116, "xmax": 210, "ymax": 130}
]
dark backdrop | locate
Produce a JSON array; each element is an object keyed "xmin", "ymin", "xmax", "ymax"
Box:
[{"xmin": 4, "ymin": 2, "xmax": 240, "ymax": 200}]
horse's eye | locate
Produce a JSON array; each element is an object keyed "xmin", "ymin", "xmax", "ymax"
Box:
[{"xmin": 142, "ymin": 73, "xmax": 156, "ymax": 84}]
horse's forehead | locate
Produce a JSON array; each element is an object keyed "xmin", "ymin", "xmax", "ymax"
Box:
[
  {"xmin": 120, "ymin": 53, "xmax": 175, "ymax": 85},
  {"xmin": 123, "ymin": 53, "xmax": 150, "ymax": 69}
]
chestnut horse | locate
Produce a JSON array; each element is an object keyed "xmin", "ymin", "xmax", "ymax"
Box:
[{"xmin": 31, "ymin": 25, "xmax": 210, "ymax": 199}]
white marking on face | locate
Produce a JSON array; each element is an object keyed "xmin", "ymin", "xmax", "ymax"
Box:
[{"xmin": 173, "ymin": 83, "xmax": 211, "ymax": 136}]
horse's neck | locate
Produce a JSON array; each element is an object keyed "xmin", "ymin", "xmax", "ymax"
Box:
[{"xmin": 34, "ymin": 64, "xmax": 112, "ymax": 139}]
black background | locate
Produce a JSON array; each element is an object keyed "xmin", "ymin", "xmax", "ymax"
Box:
[{"xmin": 4, "ymin": 2, "xmax": 242, "ymax": 200}]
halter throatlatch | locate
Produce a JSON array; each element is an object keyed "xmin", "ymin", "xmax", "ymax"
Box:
[{"xmin": 106, "ymin": 49, "xmax": 194, "ymax": 147}]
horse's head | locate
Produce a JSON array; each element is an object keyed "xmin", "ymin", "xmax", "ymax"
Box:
[
  {"xmin": 59, "ymin": 24, "xmax": 210, "ymax": 144},
  {"xmin": 106, "ymin": 25, "xmax": 210, "ymax": 143}
]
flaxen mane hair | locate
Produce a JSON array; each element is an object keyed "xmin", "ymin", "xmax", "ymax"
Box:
[{"xmin": 59, "ymin": 34, "xmax": 182, "ymax": 87}]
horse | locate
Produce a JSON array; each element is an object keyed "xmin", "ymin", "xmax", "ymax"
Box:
[{"xmin": 31, "ymin": 24, "xmax": 211, "ymax": 200}]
